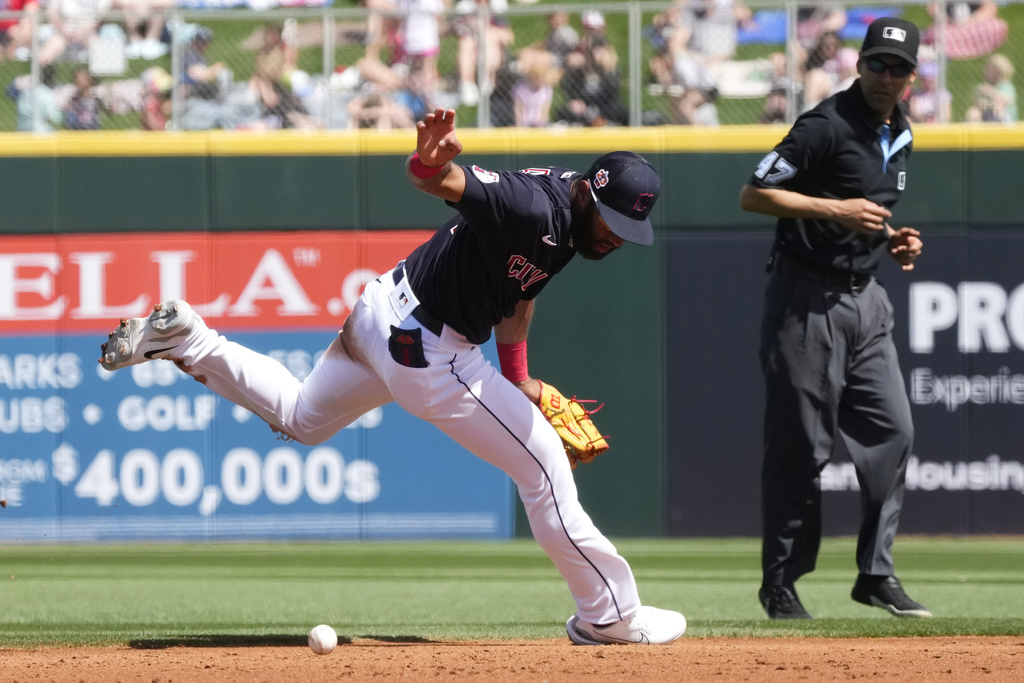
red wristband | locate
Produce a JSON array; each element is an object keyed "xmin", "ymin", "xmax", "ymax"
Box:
[
  {"xmin": 496, "ymin": 340, "xmax": 529, "ymax": 383},
  {"xmin": 410, "ymin": 152, "xmax": 445, "ymax": 179}
]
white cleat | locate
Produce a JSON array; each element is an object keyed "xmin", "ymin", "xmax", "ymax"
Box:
[
  {"xmin": 566, "ymin": 606, "xmax": 686, "ymax": 645},
  {"xmin": 99, "ymin": 300, "xmax": 199, "ymax": 371}
]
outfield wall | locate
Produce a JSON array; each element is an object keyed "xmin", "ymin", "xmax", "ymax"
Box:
[{"xmin": 1, "ymin": 126, "xmax": 1023, "ymax": 541}]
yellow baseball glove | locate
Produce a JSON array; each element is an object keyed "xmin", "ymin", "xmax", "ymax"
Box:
[{"xmin": 536, "ymin": 381, "xmax": 609, "ymax": 469}]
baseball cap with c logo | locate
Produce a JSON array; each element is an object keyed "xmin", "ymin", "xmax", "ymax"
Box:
[{"xmin": 584, "ymin": 151, "xmax": 662, "ymax": 246}]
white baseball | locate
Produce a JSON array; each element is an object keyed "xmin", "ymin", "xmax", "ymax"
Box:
[{"xmin": 308, "ymin": 624, "xmax": 337, "ymax": 655}]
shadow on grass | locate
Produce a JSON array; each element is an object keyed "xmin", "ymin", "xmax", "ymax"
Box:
[{"xmin": 128, "ymin": 634, "xmax": 437, "ymax": 649}]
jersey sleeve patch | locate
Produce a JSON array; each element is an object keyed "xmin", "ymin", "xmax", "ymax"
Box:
[
  {"xmin": 754, "ymin": 151, "xmax": 797, "ymax": 185},
  {"xmin": 471, "ymin": 165, "xmax": 500, "ymax": 184}
]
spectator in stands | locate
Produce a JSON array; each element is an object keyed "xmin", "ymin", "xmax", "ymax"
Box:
[
  {"xmin": 349, "ymin": 37, "xmax": 436, "ymax": 124},
  {"xmin": 906, "ymin": 61, "xmax": 951, "ymax": 124},
  {"xmin": 140, "ymin": 65, "xmax": 172, "ymax": 130},
  {"xmin": 923, "ymin": 1, "xmax": 1008, "ymax": 61},
  {"xmin": 965, "ymin": 53, "xmax": 1017, "ymax": 123},
  {"xmin": 487, "ymin": 60, "xmax": 516, "ymax": 127},
  {"xmin": 512, "ymin": 61, "xmax": 553, "ymax": 128},
  {"xmin": 646, "ymin": 3, "xmax": 723, "ymax": 122},
  {"xmin": 249, "ymin": 22, "xmax": 310, "ymax": 128},
  {"xmin": 646, "ymin": 1, "xmax": 754, "ymax": 115},
  {"xmin": 646, "ymin": 4, "xmax": 703, "ymax": 93},
  {"xmin": 254, "ymin": 22, "xmax": 299, "ymax": 83},
  {"xmin": 580, "ymin": 9, "xmax": 606, "ymax": 41},
  {"xmin": 255, "ymin": 78, "xmax": 312, "ymax": 129},
  {"xmin": 543, "ymin": 10, "xmax": 578, "ymax": 67},
  {"xmin": 64, "ymin": 67, "xmax": 102, "ymax": 129},
  {"xmin": 758, "ymin": 85, "xmax": 788, "ymax": 124},
  {"xmin": 555, "ymin": 32, "xmax": 627, "ymax": 127},
  {"xmin": 504, "ymin": 9, "xmax": 569, "ymax": 123},
  {"xmin": 363, "ymin": 0, "xmax": 400, "ymax": 64},
  {"xmin": 392, "ymin": 64, "xmax": 432, "ymax": 122},
  {"xmin": 796, "ymin": 1, "xmax": 847, "ymax": 49},
  {"xmin": 38, "ymin": 0, "xmax": 114, "ymax": 66},
  {"xmin": 346, "ymin": 85, "xmax": 415, "ymax": 129},
  {"xmin": 676, "ymin": 0, "xmax": 753, "ymax": 64},
  {"xmin": 644, "ymin": 1, "xmax": 684, "ymax": 75},
  {"xmin": 178, "ymin": 27, "xmax": 229, "ymax": 130},
  {"xmin": 669, "ymin": 86, "xmax": 719, "ymax": 126},
  {"xmin": 394, "ymin": 0, "xmax": 445, "ymax": 96},
  {"xmin": 181, "ymin": 28, "xmax": 225, "ymax": 99},
  {"xmin": 803, "ymin": 29, "xmax": 841, "ymax": 72},
  {"xmin": 0, "ymin": 0, "xmax": 39, "ymax": 60},
  {"xmin": 801, "ymin": 30, "xmax": 841, "ymax": 111},
  {"xmin": 114, "ymin": 0, "xmax": 172, "ymax": 60},
  {"xmin": 14, "ymin": 65, "xmax": 62, "ymax": 131},
  {"xmin": 452, "ymin": 0, "xmax": 514, "ymax": 106},
  {"xmin": 517, "ymin": 10, "xmax": 577, "ymax": 78},
  {"xmin": 829, "ymin": 47, "xmax": 860, "ymax": 96}
]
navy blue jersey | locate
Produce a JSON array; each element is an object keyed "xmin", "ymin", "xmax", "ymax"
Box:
[
  {"xmin": 749, "ymin": 80, "xmax": 913, "ymax": 273},
  {"xmin": 404, "ymin": 164, "xmax": 579, "ymax": 344}
]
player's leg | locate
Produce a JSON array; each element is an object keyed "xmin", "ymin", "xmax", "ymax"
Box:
[
  {"xmin": 389, "ymin": 343, "xmax": 679, "ymax": 642},
  {"xmin": 446, "ymin": 362, "xmax": 637, "ymax": 622},
  {"xmin": 100, "ymin": 299, "xmax": 392, "ymax": 445},
  {"xmin": 351, "ymin": 271, "xmax": 637, "ymax": 619},
  {"xmin": 345, "ymin": 266, "xmax": 682, "ymax": 643},
  {"xmin": 179, "ymin": 331, "xmax": 390, "ymax": 445}
]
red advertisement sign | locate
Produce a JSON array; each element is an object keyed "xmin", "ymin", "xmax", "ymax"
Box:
[{"xmin": 0, "ymin": 231, "xmax": 434, "ymax": 333}]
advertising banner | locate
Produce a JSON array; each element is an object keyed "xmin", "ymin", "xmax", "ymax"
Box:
[
  {"xmin": 667, "ymin": 231, "xmax": 1024, "ymax": 537},
  {"xmin": 0, "ymin": 232, "xmax": 514, "ymax": 542}
]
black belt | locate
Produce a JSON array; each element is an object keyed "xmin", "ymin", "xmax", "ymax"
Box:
[
  {"xmin": 393, "ymin": 262, "xmax": 444, "ymax": 336},
  {"xmin": 777, "ymin": 255, "xmax": 873, "ymax": 292}
]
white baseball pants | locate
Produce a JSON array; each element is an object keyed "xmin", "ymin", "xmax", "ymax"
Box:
[{"xmin": 172, "ymin": 266, "xmax": 641, "ymax": 625}]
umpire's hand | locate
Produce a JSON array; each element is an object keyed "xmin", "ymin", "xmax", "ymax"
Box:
[
  {"xmin": 836, "ymin": 197, "xmax": 892, "ymax": 234},
  {"xmin": 887, "ymin": 227, "xmax": 923, "ymax": 271}
]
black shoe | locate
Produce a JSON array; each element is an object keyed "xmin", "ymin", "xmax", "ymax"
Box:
[
  {"xmin": 851, "ymin": 574, "xmax": 933, "ymax": 618},
  {"xmin": 759, "ymin": 584, "xmax": 813, "ymax": 619}
]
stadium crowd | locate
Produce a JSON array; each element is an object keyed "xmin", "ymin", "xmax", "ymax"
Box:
[{"xmin": 1, "ymin": 0, "xmax": 1019, "ymax": 131}]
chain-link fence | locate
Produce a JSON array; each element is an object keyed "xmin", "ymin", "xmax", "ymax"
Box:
[{"xmin": 1, "ymin": 1, "xmax": 1021, "ymax": 132}]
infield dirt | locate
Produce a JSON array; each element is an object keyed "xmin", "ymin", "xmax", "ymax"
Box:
[{"xmin": 2, "ymin": 636, "xmax": 1021, "ymax": 681}]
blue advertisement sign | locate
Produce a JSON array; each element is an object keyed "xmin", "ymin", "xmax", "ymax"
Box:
[
  {"xmin": 0, "ymin": 228, "xmax": 515, "ymax": 543},
  {"xmin": 0, "ymin": 332, "xmax": 513, "ymax": 542}
]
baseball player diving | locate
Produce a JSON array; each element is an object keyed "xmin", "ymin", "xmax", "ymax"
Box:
[{"xmin": 99, "ymin": 108, "xmax": 686, "ymax": 646}]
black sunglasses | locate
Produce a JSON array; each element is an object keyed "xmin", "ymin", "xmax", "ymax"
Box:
[{"xmin": 864, "ymin": 57, "xmax": 914, "ymax": 78}]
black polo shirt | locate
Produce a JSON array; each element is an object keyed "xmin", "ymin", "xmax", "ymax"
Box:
[
  {"xmin": 403, "ymin": 164, "xmax": 578, "ymax": 344},
  {"xmin": 748, "ymin": 80, "xmax": 913, "ymax": 273}
]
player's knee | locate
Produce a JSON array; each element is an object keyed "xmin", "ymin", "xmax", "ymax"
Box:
[{"xmin": 269, "ymin": 424, "xmax": 328, "ymax": 446}]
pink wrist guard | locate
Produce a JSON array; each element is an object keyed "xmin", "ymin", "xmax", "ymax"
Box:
[
  {"xmin": 496, "ymin": 341, "xmax": 529, "ymax": 383},
  {"xmin": 410, "ymin": 152, "xmax": 445, "ymax": 179}
]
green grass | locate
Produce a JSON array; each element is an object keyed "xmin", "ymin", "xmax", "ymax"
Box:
[{"xmin": 0, "ymin": 537, "xmax": 1021, "ymax": 647}]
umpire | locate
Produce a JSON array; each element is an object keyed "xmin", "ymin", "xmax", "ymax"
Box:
[{"xmin": 739, "ymin": 17, "xmax": 931, "ymax": 620}]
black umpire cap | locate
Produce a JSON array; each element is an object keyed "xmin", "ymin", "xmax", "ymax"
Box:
[
  {"xmin": 860, "ymin": 17, "xmax": 920, "ymax": 67},
  {"xmin": 585, "ymin": 151, "xmax": 662, "ymax": 246}
]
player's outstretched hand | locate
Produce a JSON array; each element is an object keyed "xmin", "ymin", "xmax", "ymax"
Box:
[
  {"xmin": 416, "ymin": 109, "xmax": 463, "ymax": 168},
  {"xmin": 888, "ymin": 226, "xmax": 923, "ymax": 271}
]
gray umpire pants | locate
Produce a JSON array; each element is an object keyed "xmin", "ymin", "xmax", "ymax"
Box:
[{"xmin": 759, "ymin": 266, "xmax": 914, "ymax": 586}]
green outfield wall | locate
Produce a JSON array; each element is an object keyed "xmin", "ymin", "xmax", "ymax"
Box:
[{"xmin": 2, "ymin": 126, "xmax": 1023, "ymax": 539}]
